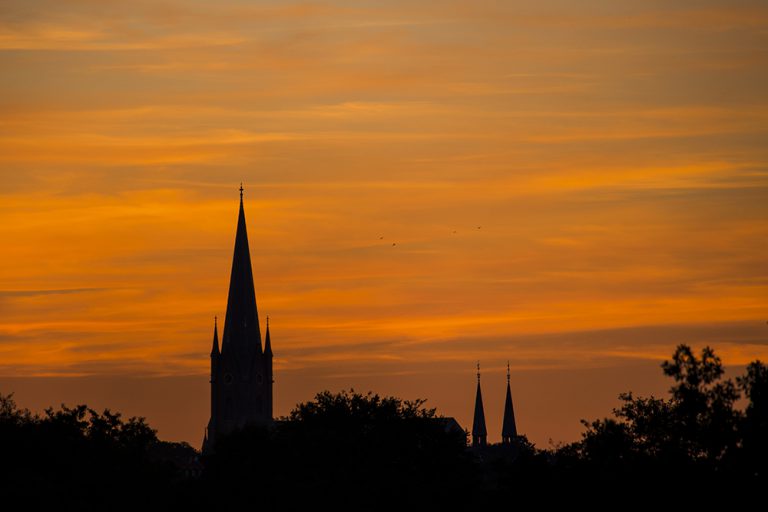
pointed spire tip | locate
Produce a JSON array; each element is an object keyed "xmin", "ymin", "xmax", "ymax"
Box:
[
  {"xmin": 211, "ymin": 314, "xmax": 220, "ymax": 355},
  {"xmin": 265, "ymin": 314, "xmax": 273, "ymax": 356}
]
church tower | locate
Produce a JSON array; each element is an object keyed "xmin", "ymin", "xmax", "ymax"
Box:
[
  {"xmin": 203, "ymin": 185, "xmax": 273, "ymax": 453},
  {"xmin": 501, "ymin": 361, "xmax": 518, "ymax": 444},
  {"xmin": 472, "ymin": 362, "xmax": 487, "ymax": 447}
]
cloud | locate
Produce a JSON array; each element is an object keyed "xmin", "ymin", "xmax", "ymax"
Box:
[{"xmin": 0, "ymin": 288, "xmax": 108, "ymax": 298}]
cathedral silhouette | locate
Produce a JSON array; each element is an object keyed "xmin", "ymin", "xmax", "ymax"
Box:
[
  {"xmin": 203, "ymin": 185, "xmax": 273, "ymax": 454},
  {"xmin": 202, "ymin": 186, "xmax": 519, "ymax": 452}
]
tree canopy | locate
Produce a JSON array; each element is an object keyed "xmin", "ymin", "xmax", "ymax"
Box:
[
  {"xmin": 554, "ymin": 344, "xmax": 768, "ymax": 490},
  {"xmin": 204, "ymin": 389, "xmax": 475, "ymax": 508},
  {"xmin": 2, "ymin": 344, "xmax": 766, "ymax": 508},
  {"xmin": 0, "ymin": 393, "xmax": 197, "ymax": 508}
]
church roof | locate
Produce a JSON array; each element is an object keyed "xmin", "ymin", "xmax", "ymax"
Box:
[{"xmin": 221, "ymin": 185, "xmax": 262, "ymax": 357}]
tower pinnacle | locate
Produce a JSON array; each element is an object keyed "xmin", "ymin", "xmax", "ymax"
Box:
[
  {"xmin": 210, "ymin": 316, "xmax": 220, "ymax": 356},
  {"xmin": 265, "ymin": 315, "xmax": 273, "ymax": 357}
]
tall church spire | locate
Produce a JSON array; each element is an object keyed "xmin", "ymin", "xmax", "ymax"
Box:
[
  {"xmin": 204, "ymin": 185, "xmax": 273, "ymax": 453},
  {"xmin": 221, "ymin": 184, "xmax": 262, "ymax": 357},
  {"xmin": 472, "ymin": 362, "xmax": 487, "ymax": 447},
  {"xmin": 502, "ymin": 361, "xmax": 518, "ymax": 443}
]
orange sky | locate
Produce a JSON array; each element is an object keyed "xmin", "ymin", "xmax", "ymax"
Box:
[{"xmin": 1, "ymin": 0, "xmax": 767, "ymax": 447}]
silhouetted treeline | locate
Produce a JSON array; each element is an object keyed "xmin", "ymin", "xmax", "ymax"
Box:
[
  {"xmin": 0, "ymin": 396, "xmax": 199, "ymax": 508},
  {"xmin": 204, "ymin": 390, "xmax": 476, "ymax": 508},
  {"xmin": 2, "ymin": 344, "xmax": 766, "ymax": 509}
]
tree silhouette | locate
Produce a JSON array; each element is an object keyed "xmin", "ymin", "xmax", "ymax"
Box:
[
  {"xmin": 203, "ymin": 389, "xmax": 474, "ymax": 508},
  {"xmin": 737, "ymin": 360, "xmax": 768, "ymax": 476},
  {"xmin": 0, "ymin": 393, "xmax": 197, "ymax": 508},
  {"xmin": 556, "ymin": 344, "xmax": 767, "ymax": 492}
]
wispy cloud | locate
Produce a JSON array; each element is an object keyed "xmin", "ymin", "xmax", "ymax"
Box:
[{"xmin": 0, "ymin": 288, "xmax": 108, "ymax": 298}]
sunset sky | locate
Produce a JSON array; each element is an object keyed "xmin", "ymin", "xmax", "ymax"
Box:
[{"xmin": 1, "ymin": 0, "xmax": 767, "ymax": 447}]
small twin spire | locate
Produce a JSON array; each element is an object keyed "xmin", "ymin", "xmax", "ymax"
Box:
[
  {"xmin": 472, "ymin": 361, "xmax": 487, "ymax": 447},
  {"xmin": 502, "ymin": 360, "xmax": 518, "ymax": 443},
  {"xmin": 473, "ymin": 361, "xmax": 518, "ymax": 447}
]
